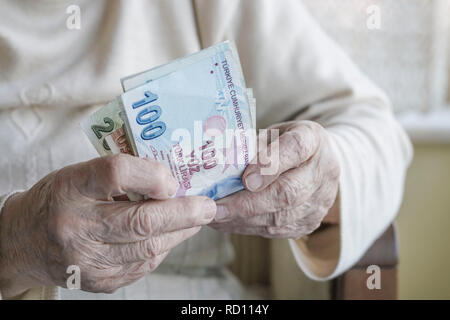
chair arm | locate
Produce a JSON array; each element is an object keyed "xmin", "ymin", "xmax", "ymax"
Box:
[{"xmin": 331, "ymin": 224, "xmax": 398, "ymax": 300}]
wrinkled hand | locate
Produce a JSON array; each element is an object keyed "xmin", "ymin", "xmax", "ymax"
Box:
[
  {"xmin": 210, "ymin": 121, "xmax": 339, "ymax": 239},
  {"xmin": 0, "ymin": 154, "xmax": 216, "ymax": 297}
]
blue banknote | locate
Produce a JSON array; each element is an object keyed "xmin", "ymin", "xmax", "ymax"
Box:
[{"xmin": 121, "ymin": 42, "xmax": 255, "ymax": 200}]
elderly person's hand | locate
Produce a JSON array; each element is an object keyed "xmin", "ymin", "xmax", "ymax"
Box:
[
  {"xmin": 0, "ymin": 154, "xmax": 216, "ymax": 298},
  {"xmin": 210, "ymin": 121, "xmax": 340, "ymax": 238}
]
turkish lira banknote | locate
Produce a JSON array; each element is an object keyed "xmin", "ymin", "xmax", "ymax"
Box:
[{"xmin": 81, "ymin": 41, "xmax": 256, "ymax": 200}]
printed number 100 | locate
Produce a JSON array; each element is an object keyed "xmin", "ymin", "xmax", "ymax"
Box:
[{"xmin": 132, "ymin": 90, "xmax": 166, "ymax": 140}]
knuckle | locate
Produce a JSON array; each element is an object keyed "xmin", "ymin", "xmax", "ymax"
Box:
[
  {"xmin": 286, "ymin": 219, "xmax": 305, "ymax": 238},
  {"xmin": 144, "ymin": 159, "xmax": 172, "ymax": 191},
  {"xmin": 303, "ymin": 217, "xmax": 322, "ymax": 235},
  {"xmin": 148, "ymin": 262, "xmax": 158, "ymax": 272},
  {"xmin": 142, "ymin": 238, "xmax": 160, "ymax": 259},
  {"xmin": 273, "ymin": 211, "xmax": 288, "ymax": 227},
  {"xmin": 238, "ymin": 195, "xmax": 257, "ymax": 216},
  {"xmin": 103, "ymin": 154, "xmax": 128, "ymax": 187},
  {"xmin": 290, "ymin": 121, "xmax": 324, "ymax": 159},
  {"xmin": 148, "ymin": 258, "xmax": 162, "ymax": 272},
  {"xmin": 150, "ymin": 205, "xmax": 170, "ymax": 231},
  {"xmin": 129, "ymin": 205, "xmax": 152, "ymax": 238},
  {"xmin": 276, "ymin": 208, "xmax": 299, "ymax": 227},
  {"xmin": 287, "ymin": 131, "xmax": 305, "ymax": 160},
  {"xmin": 288, "ymin": 131, "xmax": 314, "ymax": 162},
  {"xmin": 274, "ymin": 177, "xmax": 301, "ymax": 208},
  {"xmin": 132, "ymin": 261, "xmax": 150, "ymax": 275},
  {"xmin": 272, "ymin": 212, "xmax": 283, "ymax": 227},
  {"xmin": 265, "ymin": 226, "xmax": 281, "ymax": 237}
]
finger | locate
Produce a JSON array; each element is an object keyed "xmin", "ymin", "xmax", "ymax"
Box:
[
  {"xmin": 243, "ymin": 122, "xmax": 321, "ymax": 192},
  {"xmin": 70, "ymin": 154, "xmax": 178, "ymax": 200},
  {"xmin": 95, "ymin": 196, "xmax": 216, "ymax": 243},
  {"xmin": 118, "ymin": 252, "xmax": 168, "ymax": 284},
  {"xmin": 215, "ymin": 164, "xmax": 317, "ymax": 222},
  {"xmin": 212, "ymin": 172, "xmax": 338, "ymax": 238},
  {"xmin": 210, "ymin": 207, "xmax": 299, "ymax": 229},
  {"xmin": 104, "ymin": 227, "xmax": 201, "ymax": 265},
  {"xmin": 218, "ymin": 183, "xmax": 336, "ymax": 233},
  {"xmin": 93, "ymin": 252, "xmax": 168, "ymax": 294},
  {"xmin": 211, "ymin": 224, "xmax": 298, "ymax": 239}
]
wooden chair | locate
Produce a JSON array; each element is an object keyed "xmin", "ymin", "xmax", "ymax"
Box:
[
  {"xmin": 230, "ymin": 224, "xmax": 398, "ymax": 300},
  {"xmin": 331, "ymin": 224, "xmax": 398, "ymax": 299}
]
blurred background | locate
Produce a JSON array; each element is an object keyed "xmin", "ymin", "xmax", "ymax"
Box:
[
  {"xmin": 303, "ymin": 0, "xmax": 450, "ymax": 299},
  {"xmin": 230, "ymin": 0, "xmax": 450, "ymax": 300}
]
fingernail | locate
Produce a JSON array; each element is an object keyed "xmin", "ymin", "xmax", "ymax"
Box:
[
  {"xmin": 215, "ymin": 205, "xmax": 229, "ymax": 221},
  {"xmin": 245, "ymin": 172, "xmax": 263, "ymax": 191},
  {"xmin": 202, "ymin": 199, "xmax": 217, "ymax": 220}
]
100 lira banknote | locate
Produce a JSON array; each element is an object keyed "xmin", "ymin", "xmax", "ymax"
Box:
[{"xmin": 82, "ymin": 41, "xmax": 256, "ymax": 200}]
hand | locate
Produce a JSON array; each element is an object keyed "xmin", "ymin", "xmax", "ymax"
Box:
[
  {"xmin": 0, "ymin": 154, "xmax": 216, "ymax": 298},
  {"xmin": 210, "ymin": 120, "xmax": 339, "ymax": 239}
]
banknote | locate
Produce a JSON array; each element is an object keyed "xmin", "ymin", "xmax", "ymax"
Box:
[
  {"xmin": 81, "ymin": 98, "xmax": 138, "ymax": 156},
  {"xmin": 82, "ymin": 41, "xmax": 256, "ymax": 200},
  {"xmin": 121, "ymin": 41, "xmax": 256, "ymax": 200},
  {"xmin": 121, "ymin": 42, "xmax": 242, "ymax": 91},
  {"xmin": 246, "ymin": 88, "xmax": 256, "ymax": 129},
  {"xmin": 80, "ymin": 99, "xmax": 123, "ymax": 156},
  {"xmin": 105, "ymin": 125, "xmax": 133, "ymax": 155},
  {"xmin": 121, "ymin": 41, "xmax": 256, "ymax": 129}
]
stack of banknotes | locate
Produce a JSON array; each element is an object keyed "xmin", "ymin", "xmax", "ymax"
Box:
[{"xmin": 81, "ymin": 41, "xmax": 256, "ymax": 201}]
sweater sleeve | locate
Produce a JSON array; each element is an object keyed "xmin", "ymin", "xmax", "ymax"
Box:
[
  {"xmin": 0, "ymin": 192, "xmax": 59, "ymax": 300},
  {"xmin": 193, "ymin": 0, "xmax": 413, "ymax": 279}
]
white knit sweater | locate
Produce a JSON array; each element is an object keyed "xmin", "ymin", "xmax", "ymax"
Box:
[{"xmin": 0, "ymin": 0, "xmax": 412, "ymax": 299}]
